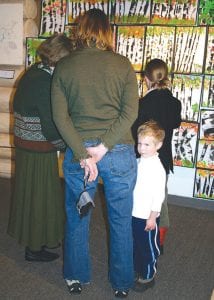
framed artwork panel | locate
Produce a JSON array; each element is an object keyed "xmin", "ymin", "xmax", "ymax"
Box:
[
  {"xmin": 201, "ymin": 75, "xmax": 214, "ymax": 108},
  {"xmin": 204, "ymin": 26, "xmax": 214, "ymax": 75},
  {"xmin": 172, "ymin": 121, "xmax": 199, "ymax": 168},
  {"xmin": 194, "ymin": 169, "xmax": 214, "ymax": 200},
  {"xmin": 173, "ymin": 26, "xmax": 206, "ymax": 74},
  {"xmin": 199, "ymin": 109, "xmax": 214, "ymax": 141},
  {"xmin": 116, "ymin": 26, "xmax": 145, "ymax": 71},
  {"xmin": 151, "ymin": 0, "xmax": 198, "ymax": 25},
  {"xmin": 110, "ymin": 0, "xmax": 151, "ymax": 24},
  {"xmin": 143, "ymin": 26, "xmax": 175, "ymax": 72},
  {"xmin": 39, "ymin": 0, "xmax": 66, "ymax": 37},
  {"xmin": 196, "ymin": 139, "xmax": 214, "ymax": 170},
  {"xmin": 171, "ymin": 74, "xmax": 202, "ymax": 122},
  {"xmin": 67, "ymin": 0, "xmax": 108, "ymax": 23}
]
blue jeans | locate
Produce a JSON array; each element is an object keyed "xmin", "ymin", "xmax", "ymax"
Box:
[{"xmin": 63, "ymin": 143, "xmax": 137, "ymax": 291}]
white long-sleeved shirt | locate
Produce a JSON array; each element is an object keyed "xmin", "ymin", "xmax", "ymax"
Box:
[{"xmin": 132, "ymin": 154, "xmax": 166, "ymax": 220}]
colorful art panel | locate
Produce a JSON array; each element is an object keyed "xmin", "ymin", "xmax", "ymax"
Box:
[
  {"xmin": 196, "ymin": 139, "xmax": 214, "ymax": 170},
  {"xmin": 201, "ymin": 76, "xmax": 214, "ymax": 108},
  {"xmin": 67, "ymin": 0, "xmax": 108, "ymax": 23},
  {"xmin": 39, "ymin": 0, "xmax": 66, "ymax": 37},
  {"xmin": 172, "ymin": 121, "xmax": 199, "ymax": 168},
  {"xmin": 198, "ymin": 0, "xmax": 214, "ymax": 25},
  {"xmin": 173, "ymin": 27, "xmax": 206, "ymax": 74},
  {"xmin": 110, "ymin": 0, "xmax": 151, "ymax": 24},
  {"xmin": 200, "ymin": 109, "xmax": 214, "ymax": 141},
  {"xmin": 143, "ymin": 26, "xmax": 175, "ymax": 71},
  {"xmin": 194, "ymin": 169, "xmax": 214, "ymax": 200},
  {"xmin": 151, "ymin": 0, "xmax": 198, "ymax": 25},
  {"xmin": 25, "ymin": 37, "xmax": 47, "ymax": 68},
  {"xmin": 116, "ymin": 26, "xmax": 145, "ymax": 71},
  {"xmin": 171, "ymin": 74, "xmax": 202, "ymax": 122},
  {"xmin": 205, "ymin": 27, "xmax": 214, "ymax": 75}
]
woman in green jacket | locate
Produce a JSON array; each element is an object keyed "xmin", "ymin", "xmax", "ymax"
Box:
[{"xmin": 7, "ymin": 34, "xmax": 73, "ymax": 262}]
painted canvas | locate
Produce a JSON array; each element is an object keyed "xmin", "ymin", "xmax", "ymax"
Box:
[
  {"xmin": 116, "ymin": 26, "xmax": 145, "ymax": 71},
  {"xmin": 67, "ymin": 0, "xmax": 108, "ymax": 23},
  {"xmin": 204, "ymin": 27, "xmax": 214, "ymax": 75},
  {"xmin": 201, "ymin": 76, "xmax": 214, "ymax": 108},
  {"xmin": 172, "ymin": 121, "xmax": 199, "ymax": 168},
  {"xmin": 194, "ymin": 169, "xmax": 214, "ymax": 199},
  {"xmin": 143, "ymin": 26, "xmax": 175, "ymax": 71},
  {"xmin": 39, "ymin": 0, "xmax": 66, "ymax": 37},
  {"xmin": 196, "ymin": 139, "xmax": 214, "ymax": 170},
  {"xmin": 110, "ymin": 0, "xmax": 151, "ymax": 24},
  {"xmin": 200, "ymin": 109, "xmax": 214, "ymax": 141},
  {"xmin": 171, "ymin": 74, "xmax": 202, "ymax": 122},
  {"xmin": 173, "ymin": 26, "xmax": 206, "ymax": 74},
  {"xmin": 151, "ymin": 0, "xmax": 198, "ymax": 25}
]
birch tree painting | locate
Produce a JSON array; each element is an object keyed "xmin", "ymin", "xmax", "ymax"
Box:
[
  {"xmin": 201, "ymin": 76, "xmax": 214, "ymax": 108},
  {"xmin": 143, "ymin": 26, "xmax": 175, "ymax": 71},
  {"xmin": 173, "ymin": 26, "xmax": 206, "ymax": 74},
  {"xmin": 67, "ymin": 0, "xmax": 108, "ymax": 23},
  {"xmin": 196, "ymin": 140, "xmax": 214, "ymax": 170},
  {"xmin": 205, "ymin": 26, "xmax": 214, "ymax": 75},
  {"xmin": 151, "ymin": 0, "xmax": 198, "ymax": 25},
  {"xmin": 39, "ymin": 0, "xmax": 66, "ymax": 37},
  {"xmin": 116, "ymin": 26, "xmax": 145, "ymax": 71},
  {"xmin": 172, "ymin": 121, "xmax": 199, "ymax": 168},
  {"xmin": 171, "ymin": 74, "xmax": 202, "ymax": 121},
  {"xmin": 194, "ymin": 169, "xmax": 214, "ymax": 200},
  {"xmin": 110, "ymin": 0, "xmax": 151, "ymax": 24}
]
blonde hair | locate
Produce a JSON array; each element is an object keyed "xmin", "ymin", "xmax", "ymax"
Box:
[
  {"xmin": 76, "ymin": 8, "xmax": 113, "ymax": 51},
  {"xmin": 143, "ymin": 59, "xmax": 171, "ymax": 89},
  {"xmin": 37, "ymin": 33, "xmax": 73, "ymax": 67},
  {"xmin": 138, "ymin": 120, "xmax": 165, "ymax": 143}
]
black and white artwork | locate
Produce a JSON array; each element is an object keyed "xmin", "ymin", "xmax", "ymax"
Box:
[
  {"xmin": 173, "ymin": 26, "xmax": 206, "ymax": 73},
  {"xmin": 172, "ymin": 121, "xmax": 199, "ymax": 168},
  {"xmin": 200, "ymin": 110, "xmax": 214, "ymax": 140},
  {"xmin": 194, "ymin": 169, "xmax": 214, "ymax": 200},
  {"xmin": 196, "ymin": 139, "xmax": 214, "ymax": 170}
]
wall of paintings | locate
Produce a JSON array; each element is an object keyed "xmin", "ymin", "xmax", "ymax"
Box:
[{"xmin": 20, "ymin": 0, "xmax": 214, "ymax": 201}]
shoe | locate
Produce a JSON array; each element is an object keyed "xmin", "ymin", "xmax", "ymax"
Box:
[
  {"xmin": 114, "ymin": 290, "xmax": 129, "ymax": 298},
  {"xmin": 25, "ymin": 247, "xmax": 59, "ymax": 262},
  {"xmin": 132, "ymin": 278, "xmax": 155, "ymax": 293},
  {"xmin": 66, "ymin": 280, "xmax": 82, "ymax": 294}
]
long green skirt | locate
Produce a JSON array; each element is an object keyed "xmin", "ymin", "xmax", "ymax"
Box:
[{"xmin": 7, "ymin": 148, "xmax": 65, "ymax": 251}]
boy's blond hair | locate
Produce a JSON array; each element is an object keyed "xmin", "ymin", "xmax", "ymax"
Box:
[{"xmin": 138, "ymin": 120, "xmax": 165, "ymax": 143}]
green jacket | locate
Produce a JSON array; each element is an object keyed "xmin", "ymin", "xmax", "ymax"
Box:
[
  {"xmin": 13, "ymin": 64, "xmax": 65, "ymax": 152},
  {"xmin": 52, "ymin": 47, "xmax": 139, "ymax": 160}
]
